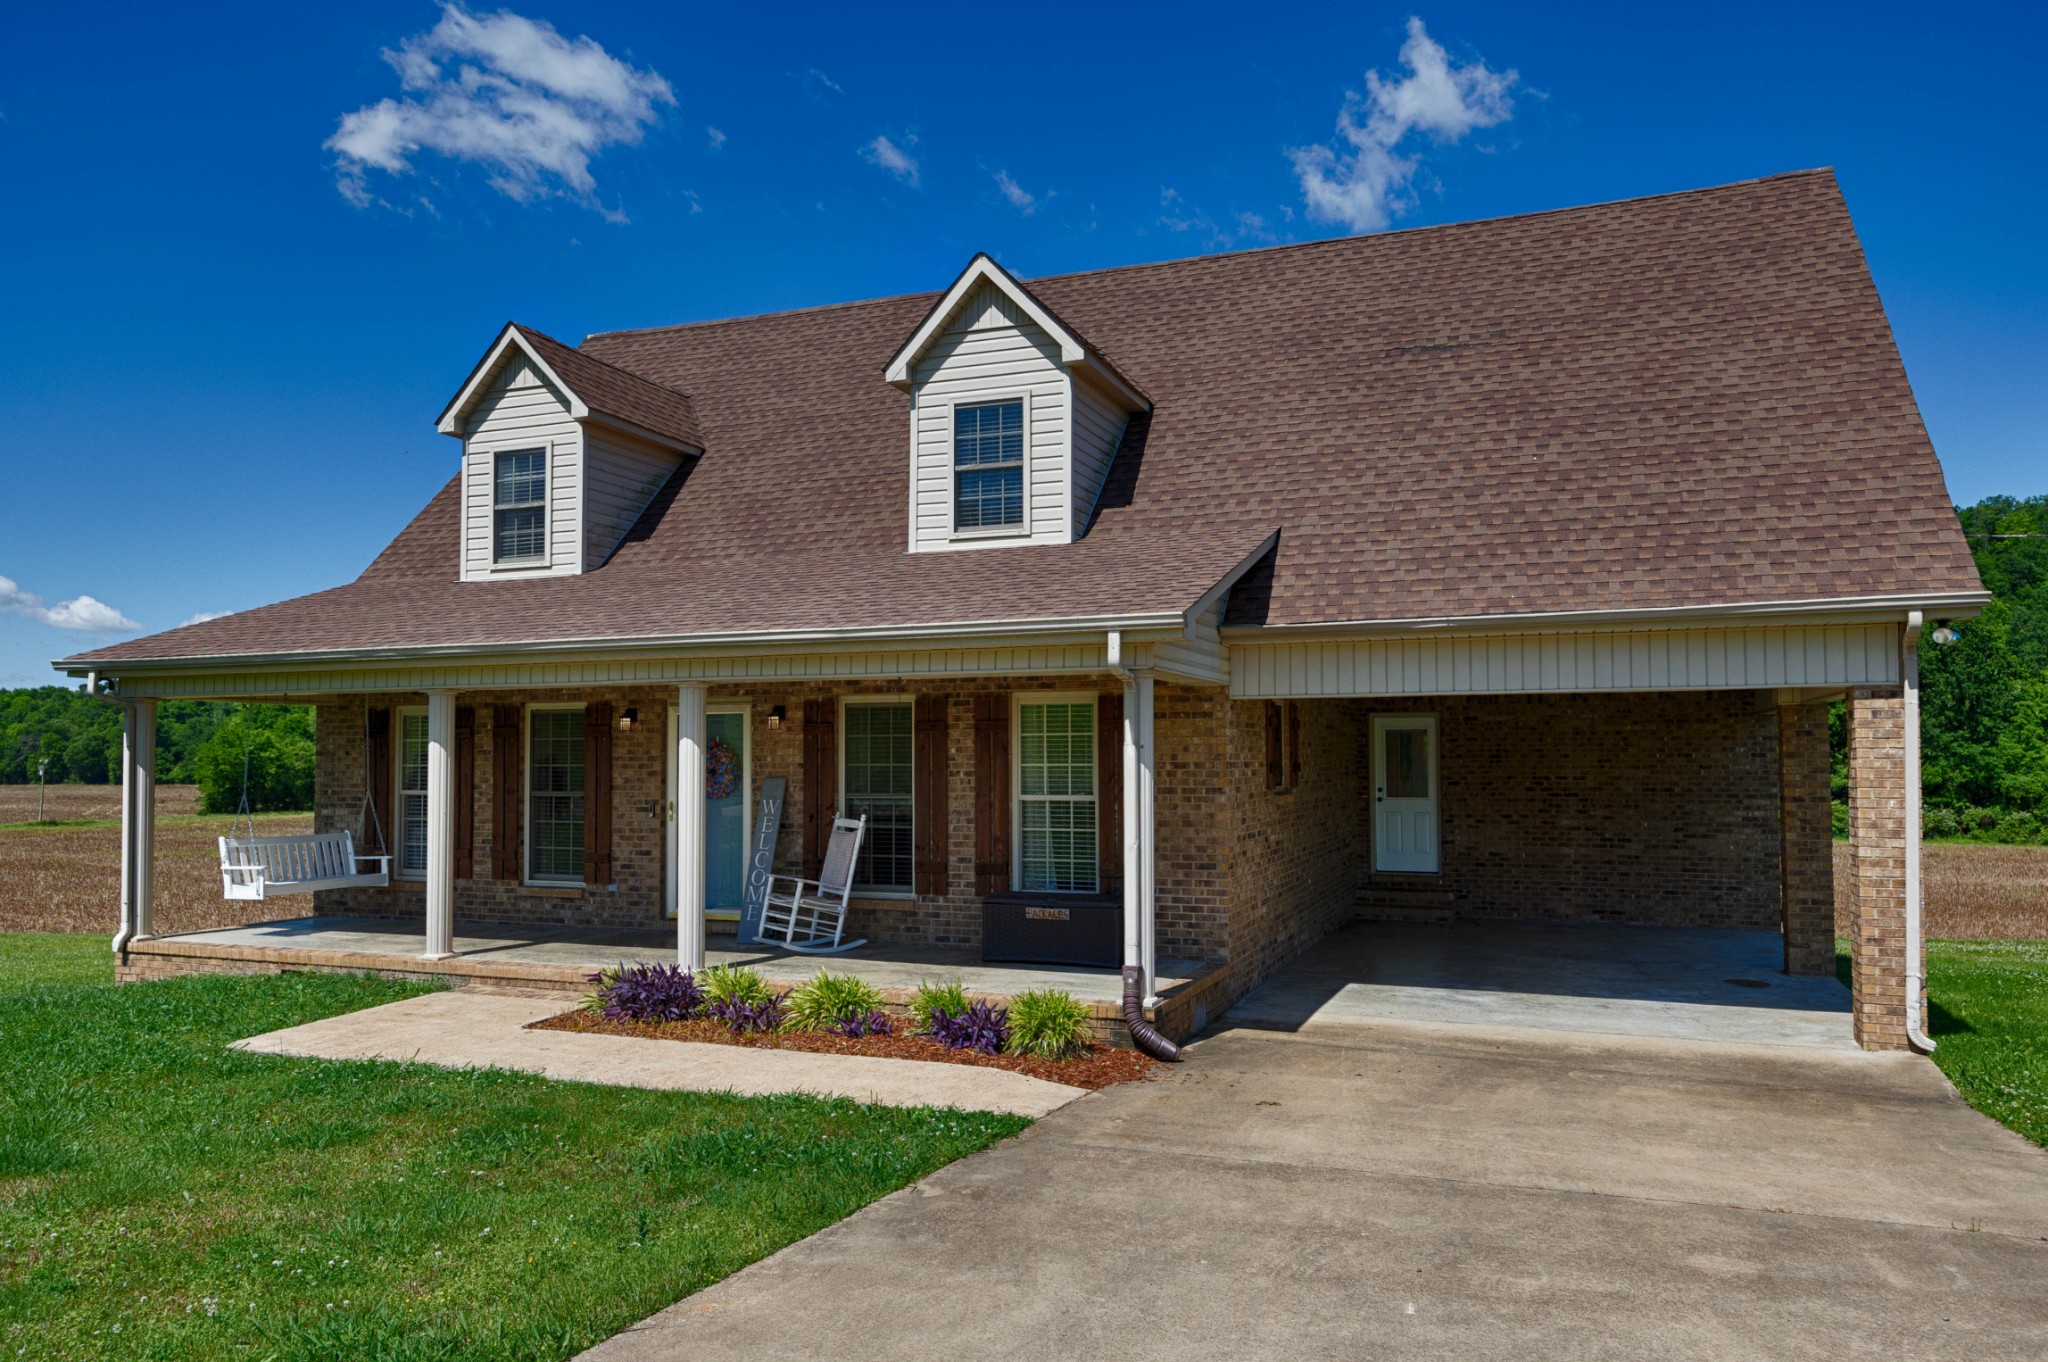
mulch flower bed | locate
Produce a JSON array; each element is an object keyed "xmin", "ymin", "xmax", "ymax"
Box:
[{"xmin": 531, "ymin": 1010, "xmax": 1159, "ymax": 1090}]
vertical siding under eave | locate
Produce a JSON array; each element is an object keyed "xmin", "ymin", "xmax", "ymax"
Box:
[
  {"xmin": 1070, "ymin": 374, "xmax": 1127, "ymax": 536},
  {"xmin": 461, "ymin": 361, "xmax": 582, "ymax": 580},
  {"xmin": 909, "ymin": 281, "xmax": 1070, "ymax": 552},
  {"xmin": 582, "ymin": 425, "xmax": 683, "ymax": 568},
  {"xmin": 1229, "ymin": 624, "xmax": 1904, "ymax": 697}
]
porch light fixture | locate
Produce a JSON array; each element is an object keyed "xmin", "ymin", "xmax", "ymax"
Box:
[
  {"xmin": 768, "ymin": 705, "xmax": 786, "ymax": 730},
  {"xmin": 618, "ymin": 707, "xmax": 639, "ymax": 731},
  {"xmin": 1931, "ymin": 625, "xmax": 1960, "ymax": 646}
]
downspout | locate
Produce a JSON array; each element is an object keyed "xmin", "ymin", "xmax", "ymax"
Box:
[
  {"xmin": 1902, "ymin": 612, "xmax": 1935, "ymax": 1053},
  {"xmin": 90, "ymin": 674, "xmax": 141, "ymax": 955},
  {"xmin": 1107, "ymin": 631, "xmax": 1182, "ymax": 1062}
]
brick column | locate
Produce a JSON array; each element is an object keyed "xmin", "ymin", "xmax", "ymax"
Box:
[
  {"xmin": 1778, "ymin": 700, "xmax": 1834, "ymax": 976},
  {"xmin": 1846, "ymin": 687, "xmax": 1908, "ymax": 1049}
]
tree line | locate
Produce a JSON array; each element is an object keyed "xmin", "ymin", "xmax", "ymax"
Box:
[{"xmin": 0, "ymin": 690, "xmax": 314, "ymax": 813}]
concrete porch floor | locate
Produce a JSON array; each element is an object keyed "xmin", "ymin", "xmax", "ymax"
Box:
[
  {"xmin": 129, "ymin": 914, "xmax": 1211, "ymax": 1012},
  {"xmin": 1224, "ymin": 921, "xmax": 1857, "ymax": 1050}
]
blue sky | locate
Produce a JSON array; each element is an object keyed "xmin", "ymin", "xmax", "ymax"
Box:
[{"xmin": 2, "ymin": 1, "xmax": 2042, "ymax": 686}]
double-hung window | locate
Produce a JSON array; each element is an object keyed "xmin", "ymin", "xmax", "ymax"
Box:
[
  {"xmin": 842, "ymin": 701, "xmax": 915, "ymax": 893},
  {"xmin": 493, "ymin": 449, "xmax": 548, "ymax": 563},
  {"xmin": 1016, "ymin": 697, "xmax": 1097, "ymax": 893},
  {"xmin": 527, "ymin": 707, "xmax": 585, "ymax": 883},
  {"xmin": 953, "ymin": 400, "xmax": 1025, "ymax": 531},
  {"xmin": 397, "ymin": 709, "xmax": 429, "ymax": 879}
]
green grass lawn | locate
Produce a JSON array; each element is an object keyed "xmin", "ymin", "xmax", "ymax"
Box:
[
  {"xmin": 1839, "ymin": 937, "xmax": 2048, "ymax": 1149},
  {"xmin": 0, "ymin": 934, "xmax": 1028, "ymax": 1360}
]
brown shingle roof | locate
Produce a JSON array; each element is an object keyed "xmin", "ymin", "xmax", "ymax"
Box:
[
  {"xmin": 509, "ymin": 324, "xmax": 704, "ymax": 449},
  {"xmin": 64, "ymin": 170, "xmax": 1982, "ymax": 670}
]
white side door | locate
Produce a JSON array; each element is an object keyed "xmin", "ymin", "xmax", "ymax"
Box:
[{"xmin": 1371, "ymin": 714, "xmax": 1439, "ymax": 874}]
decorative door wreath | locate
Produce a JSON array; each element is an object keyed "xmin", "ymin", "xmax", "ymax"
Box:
[{"xmin": 704, "ymin": 736, "xmax": 740, "ymax": 800}]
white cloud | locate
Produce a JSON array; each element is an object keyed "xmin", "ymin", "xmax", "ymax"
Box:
[
  {"xmin": 179, "ymin": 610, "xmax": 234, "ymax": 628},
  {"xmin": 0, "ymin": 575, "xmax": 140, "ymax": 632},
  {"xmin": 993, "ymin": 169, "xmax": 1035, "ymax": 213},
  {"xmin": 705, "ymin": 125, "xmax": 726, "ymax": 150},
  {"xmin": 860, "ymin": 134, "xmax": 920, "ymax": 187},
  {"xmin": 1288, "ymin": 16, "xmax": 1515, "ymax": 234},
  {"xmin": 327, "ymin": 4, "xmax": 674, "ymax": 220}
]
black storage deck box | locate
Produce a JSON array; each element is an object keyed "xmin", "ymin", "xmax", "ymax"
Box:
[{"xmin": 981, "ymin": 893, "xmax": 1120, "ymax": 967}]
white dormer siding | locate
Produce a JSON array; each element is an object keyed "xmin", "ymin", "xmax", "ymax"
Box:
[
  {"xmin": 582, "ymin": 426, "xmax": 684, "ymax": 568},
  {"xmin": 460, "ymin": 360, "xmax": 582, "ymax": 580},
  {"xmin": 1070, "ymin": 374, "xmax": 1130, "ymax": 536},
  {"xmin": 909, "ymin": 282, "xmax": 1071, "ymax": 552}
]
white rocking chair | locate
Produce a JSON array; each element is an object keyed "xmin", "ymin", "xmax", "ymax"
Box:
[{"xmin": 760, "ymin": 814, "xmax": 868, "ymax": 955}]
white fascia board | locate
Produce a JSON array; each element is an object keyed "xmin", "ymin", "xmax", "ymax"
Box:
[
  {"xmin": 1218, "ymin": 590, "xmax": 1994, "ymax": 641},
  {"xmin": 435, "ymin": 325, "xmax": 590, "ymax": 435},
  {"xmin": 885, "ymin": 254, "xmax": 1086, "ymax": 388},
  {"xmin": 60, "ymin": 610, "xmax": 1193, "ymax": 679},
  {"xmin": 1186, "ymin": 531, "xmax": 1279, "ymax": 637}
]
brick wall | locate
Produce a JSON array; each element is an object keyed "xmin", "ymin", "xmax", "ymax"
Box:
[
  {"xmin": 1224, "ymin": 698, "xmax": 1362, "ymax": 997},
  {"xmin": 1354, "ymin": 692, "xmax": 1783, "ymax": 929},
  {"xmin": 1778, "ymin": 701, "xmax": 1836, "ymax": 975},
  {"xmin": 1846, "ymin": 687, "xmax": 1909, "ymax": 1049}
]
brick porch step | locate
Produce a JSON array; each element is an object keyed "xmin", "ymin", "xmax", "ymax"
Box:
[{"xmin": 1354, "ymin": 884, "xmax": 1455, "ymax": 925}]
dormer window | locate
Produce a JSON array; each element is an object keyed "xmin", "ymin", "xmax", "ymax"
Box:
[
  {"xmin": 493, "ymin": 449, "xmax": 548, "ymax": 563},
  {"xmin": 955, "ymin": 400, "xmax": 1026, "ymax": 531}
]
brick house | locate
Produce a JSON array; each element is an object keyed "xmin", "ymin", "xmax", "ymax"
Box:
[{"xmin": 60, "ymin": 171, "xmax": 1984, "ymax": 1052}]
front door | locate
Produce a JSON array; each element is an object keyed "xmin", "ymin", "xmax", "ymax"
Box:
[
  {"xmin": 1371, "ymin": 714, "xmax": 1439, "ymax": 874},
  {"xmin": 667, "ymin": 706, "xmax": 750, "ymax": 920}
]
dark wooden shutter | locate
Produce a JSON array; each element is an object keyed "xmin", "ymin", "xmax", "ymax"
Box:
[
  {"xmin": 491, "ymin": 703, "xmax": 521, "ymax": 881},
  {"xmin": 583, "ymin": 702, "xmax": 613, "ymax": 887},
  {"xmin": 973, "ymin": 692, "xmax": 1011, "ymax": 896},
  {"xmin": 801, "ymin": 698, "xmax": 837, "ymax": 879},
  {"xmin": 364, "ymin": 706, "xmax": 392, "ymax": 858},
  {"xmin": 913, "ymin": 694, "xmax": 949, "ymax": 897},
  {"xmin": 1264, "ymin": 701, "xmax": 1284, "ymax": 790},
  {"xmin": 1097, "ymin": 691, "xmax": 1124, "ymax": 897},
  {"xmin": 1286, "ymin": 700, "xmax": 1303, "ymax": 789},
  {"xmin": 454, "ymin": 705, "xmax": 475, "ymax": 880}
]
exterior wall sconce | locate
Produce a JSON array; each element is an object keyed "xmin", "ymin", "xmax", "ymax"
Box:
[
  {"xmin": 618, "ymin": 707, "xmax": 639, "ymax": 731},
  {"xmin": 767, "ymin": 705, "xmax": 787, "ymax": 730},
  {"xmin": 1931, "ymin": 625, "xmax": 1960, "ymax": 646}
]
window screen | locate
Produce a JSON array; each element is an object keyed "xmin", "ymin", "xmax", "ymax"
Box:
[
  {"xmin": 842, "ymin": 703, "xmax": 914, "ymax": 892},
  {"xmin": 954, "ymin": 401, "xmax": 1024, "ymax": 530},
  {"xmin": 494, "ymin": 449, "xmax": 547, "ymax": 562},
  {"xmin": 527, "ymin": 708, "xmax": 584, "ymax": 881},
  {"xmin": 1017, "ymin": 699, "xmax": 1097, "ymax": 893}
]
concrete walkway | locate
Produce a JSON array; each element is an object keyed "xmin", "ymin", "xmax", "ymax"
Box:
[
  {"xmin": 1228, "ymin": 921, "xmax": 1857, "ymax": 1049},
  {"xmin": 579, "ymin": 1017, "xmax": 2048, "ymax": 1360},
  {"xmin": 230, "ymin": 991, "xmax": 1084, "ymax": 1119}
]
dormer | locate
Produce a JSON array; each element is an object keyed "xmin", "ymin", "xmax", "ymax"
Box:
[
  {"xmin": 437, "ymin": 323, "xmax": 703, "ymax": 581},
  {"xmin": 887, "ymin": 255, "xmax": 1148, "ymax": 552}
]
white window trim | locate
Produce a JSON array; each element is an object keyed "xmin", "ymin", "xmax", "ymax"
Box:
[
  {"xmin": 839, "ymin": 694, "xmax": 916, "ymax": 900},
  {"xmin": 483, "ymin": 441, "xmax": 555, "ymax": 573},
  {"xmin": 393, "ymin": 705, "xmax": 428, "ymax": 883},
  {"xmin": 947, "ymin": 390, "xmax": 1033, "ymax": 542},
  {"xmin": 524, "ymin": 701, "xmax": 586, "ymax": 888},
  {"xmin": 1010, "ymin": 690, "xmax": 1101, "ymax": 895}
]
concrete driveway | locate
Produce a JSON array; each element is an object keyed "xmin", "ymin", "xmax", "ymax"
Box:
[{"xmin": 581, "ymin": 1018, "xmax": 2048, "ymax": 1360}]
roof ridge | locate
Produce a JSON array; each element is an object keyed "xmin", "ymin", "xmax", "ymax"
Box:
[
  {"xmin": 516, "ymin": 321, "xmax": 696, "ymax": 398},
  {"xmin": 580, "ymin": 170, "xmax": 1836, "ymax": 346}
]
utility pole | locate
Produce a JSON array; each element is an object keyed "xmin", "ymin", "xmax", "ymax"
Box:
[{"xmin": 36, "ymin": 758, "xmax": 50, "ymax": 823}]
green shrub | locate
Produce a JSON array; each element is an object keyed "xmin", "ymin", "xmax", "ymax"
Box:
[
  {"xmin": 581, "ymin": 964, "xmax": 622, "ymax": 1015},
  {"xmin": 909, "ymin": 979, "xmax": 973, "ymax": 1035},
  {"xmin": 701, "ymin": 963, "xmax": 773, "ymax": 1010},
  {"xmin": 1831, "ymin": 800, "xmax": 1849, "ymax": 839},
  {"xmin": 1005, "ymin": 988, "xmax": 1094, "ymax": 1061},
  {"xmin": 783, "ymin": 971, "xmax": 887, "ymax": 1032}
]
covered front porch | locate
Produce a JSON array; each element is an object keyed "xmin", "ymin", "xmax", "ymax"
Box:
[{"xmin": 117, "ymin": 914, "xmax": 1227, "ymax": 1043}]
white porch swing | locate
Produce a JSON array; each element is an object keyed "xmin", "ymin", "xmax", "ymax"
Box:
[{"xmin": 217, "ymin": 707, "xmax": 390, "ymax": 900}]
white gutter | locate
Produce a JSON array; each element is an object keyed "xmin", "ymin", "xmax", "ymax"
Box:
[
  {"xmin": 1219, "ymin": 590, "xmax": 1992, "ymax": 640},
  {"xmin": 1902, "ymin": 611, "xmax": 1935, "ymax": 1054}
]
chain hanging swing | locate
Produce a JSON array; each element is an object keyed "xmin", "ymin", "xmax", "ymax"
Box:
[{"xmin": 216, "ymin": 700, "xmax": 391, "ymax": 900}]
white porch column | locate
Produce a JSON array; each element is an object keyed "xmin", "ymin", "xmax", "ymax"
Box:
[
  {"xmin": 1121, "ymin": 672, "xmax": 1158, "ymax": 1004},
  {"xmin": 675, "ymin": 683, "xmax": 708, "ymax": 971},
  {"xmin": 114, "ymin": 699, "xmax": 157, "ymax": 951},
  {"xmin": 422, "ymin": 691, "xmax": 456, "ymax": 960}
]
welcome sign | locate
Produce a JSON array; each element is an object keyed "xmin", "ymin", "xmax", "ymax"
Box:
[{"xmin": 736, "ymin": 776, "xmax": 787, "ymax": 945}]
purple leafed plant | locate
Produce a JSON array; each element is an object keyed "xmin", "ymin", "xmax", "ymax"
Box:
[
  {"xmin": 926, "ymin": 1002, "xmax": 1010, "ymax": 1055},
  {"xmin": 591, "ymin": 963, "xmax": 704, "ymax": 1023},
  {"xmin": 709, "ymin": 994, "xmax": 786, "ymax": 1034},
  {"xmin": 828, "ymin": 1009, "xmax": 894, "ymax": 1039}
]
